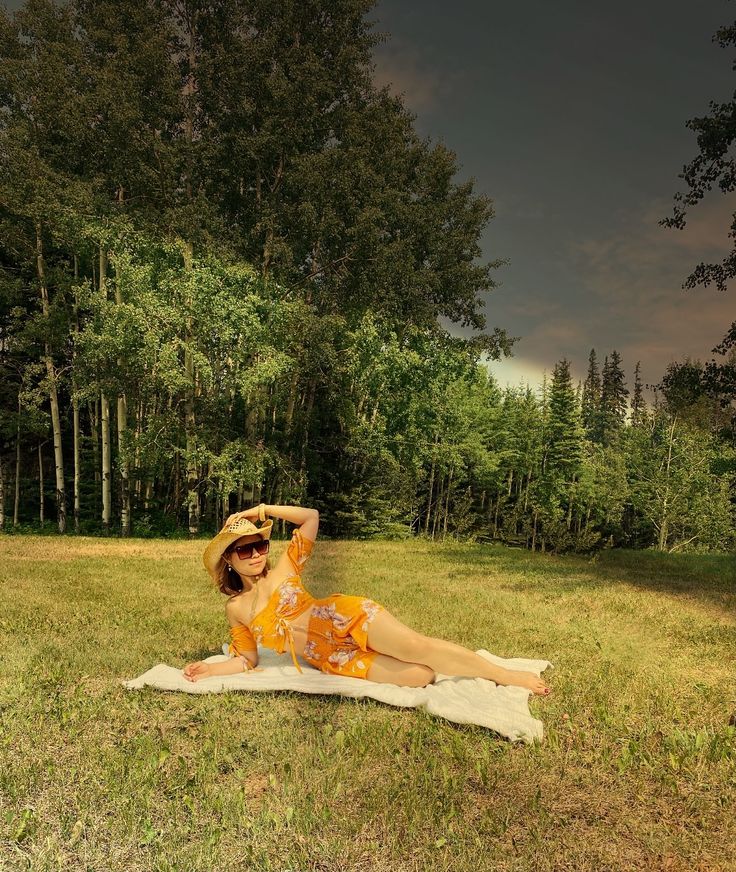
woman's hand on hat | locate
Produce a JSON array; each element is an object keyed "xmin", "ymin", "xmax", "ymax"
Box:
[
  {"xmin": 223, "ymin": 507, "xmax": 260, "ymax": 528},
  {"xmin": 183, "ymin": 661, "xmax": 213, "ymax": 682},
  {"xmin": 223, "ymin": 503, "xmax": 265, "ymax": 528}
]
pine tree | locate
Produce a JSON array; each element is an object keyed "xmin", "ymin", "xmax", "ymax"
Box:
[
  {"xmin": 600, "ymin": 350, "xmax": 629, "ymax": 447},
  {"xmin": 631, "ymin": 360, "xmax": 647, "ymax": 427},
  {"xmin": 547, "ymin": 358, "xmax": 584, "ymax": 478},
  {"xmin": 581, "ymin": 348, "xmax": 601, "ymax": 442}
]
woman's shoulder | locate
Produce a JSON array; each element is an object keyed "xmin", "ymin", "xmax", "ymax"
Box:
[
  {"xmin": 225, "ymin": 577, "xmax": 283, "ymax": 619},
  {"xmin": 225, "ymin": 594, "xmax": 246, "ymax": 621},
  {"xmin": 225, "ymin": 589, "xmax": 262, "ymax": 621}
]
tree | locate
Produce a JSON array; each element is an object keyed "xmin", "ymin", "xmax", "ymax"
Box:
[
  {"xmin": 660, "ymin": 17, "xmax": 736, "ymax": 429},
  {"xmin": 660, "ymin": 19, "xmax": 736, "ymax": 293},
  {"xmin": 2, "ymin": 0, "xmax": 513, "ymax": 536},
  {"xmin": 656, "ymin": 358, "xmax": 726, "ymax": 434},
  {"xmin": 547, "ymin": 358, "xmax": 583, "ymax": 478},
  {"xmin": 628, "ymin": 410, "xmax": 735, "ymax": 552},
  {"xmin": 0, "ymin": 0, "xmax": 93, "ymax": 533},
  {"xmin": 600, "ymin": 350, "xmax": 628, "ymax": 447},
  {"xmin": 631, "ymin": 360, "xmax": 647, "ymax": 428},
  {"xmin": 582, "ymin": 348, "xmax": 602, "ymax": 442}
]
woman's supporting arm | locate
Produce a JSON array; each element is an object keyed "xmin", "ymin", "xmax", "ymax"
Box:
[
  {"xmin": 209, "ymin": 657, "xmax": 254, "ymax": 676},
  {"xmin": 183, "ymin": 655, "xmax": 255, "ymax": 681}
]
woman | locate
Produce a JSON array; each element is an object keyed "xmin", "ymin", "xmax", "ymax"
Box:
[{"xmin": 184, "ymin": 503, "xmax": 550, "ymax": 695}]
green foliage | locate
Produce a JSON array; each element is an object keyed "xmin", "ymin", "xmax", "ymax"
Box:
[
  {"xmin": 546, "ymin": 358, "xmax": 584, "ymax": 477},
  {"xmin": 660, "ymin": 16, "xmax": 736, "ymax": 438},
  {"xmin": 627, "ymin": 412, "xmax": 736, "ymax": 553},
  {"xmin": 0, "ymin": 2, "xmax": 734, "ymax": 553},
  {"xmin": 582, "ymin": 348, "xmax": 602, "ymax": 440},
  {"xmin": 600, "ymin": 350, "xmax": 629, "ymax": 448}
]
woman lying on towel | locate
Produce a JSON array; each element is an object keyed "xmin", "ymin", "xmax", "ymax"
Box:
[{"xmin": 184, "ymin": 503, "xmax": 550, "ymax": 695}]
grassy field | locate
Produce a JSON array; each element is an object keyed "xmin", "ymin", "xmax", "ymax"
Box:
[{"xmin": 1, "ymin": 534, "xmax": 735, "ymax": 872}]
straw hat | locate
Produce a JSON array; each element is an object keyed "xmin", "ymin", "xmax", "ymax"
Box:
[{"xmin": 202, "ymin": 516, "xmax": 274, "ymax": 580}]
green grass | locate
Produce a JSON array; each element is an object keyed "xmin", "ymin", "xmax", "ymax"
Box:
[{"xmin": 1, "ymin": 534, "xmax": 735, "ymax": 871}]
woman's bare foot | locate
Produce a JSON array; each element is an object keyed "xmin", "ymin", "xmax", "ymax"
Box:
[{"xmin": 506, "ymin": 669, "xmax": 550, "ymax": 696}]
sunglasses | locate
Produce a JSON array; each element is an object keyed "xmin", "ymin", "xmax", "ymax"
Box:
[{"xmin": 229, "ymin": 540, "xmax": 270, "ymax": 560}]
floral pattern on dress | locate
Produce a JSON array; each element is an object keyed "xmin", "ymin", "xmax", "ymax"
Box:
[
  {"xmin": 300, "ymin": 594, "xmax": 387, "ymax": 680},
  {"xmin": 303, "ymin": 640, "xmax": 321, "ymax": 661},
  {"xmin": 360, "ymin": 599, "xmax": 382, "ymax": 633},
  {"xmin": 311, "ymin": 603, "xmax": 338, "ymax": 621},
  {"xmin": 310, "ymin": 601, "xmax": 355, "ymax": 632},
  {"xmin": 328, "ymin": 647, "xmax": 358, "ymax": 668},
  {"xmin": 276, "ymin": 580, "xmax": 302, "ymax": 613}
]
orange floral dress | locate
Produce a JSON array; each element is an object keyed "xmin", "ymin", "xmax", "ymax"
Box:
[{"xmin": 228, "ymin": 528, "xmax": 385, "ymax": 681}]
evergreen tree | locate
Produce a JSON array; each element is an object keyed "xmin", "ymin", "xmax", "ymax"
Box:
[
  {"xmin": 581, "ymin": 348, "xmax": 601, "ymax": 442},
  {"xmin": 600, "ymin": 350, "xmax": 628, "ymax": 447},
  {"xmin": 0, "ymin": 0, "xmax": 96, "ymax": 533},
  {"xmin": 547, "ymin": 358, "xmax": 583, "ymax": 478},
  {"xmin": 630, "ymin": 360, "xmax": 647, "ymax": 427}
]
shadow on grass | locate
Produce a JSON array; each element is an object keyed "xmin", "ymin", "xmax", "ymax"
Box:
[{"xmin": 430, "ymin": 542, "xmax": 736, "ymax": 615}]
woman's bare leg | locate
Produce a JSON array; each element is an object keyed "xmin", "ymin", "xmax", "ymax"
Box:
[
  {"xmin": 366, "ymin": 609, "xmax": 549, "ymax": 695},
  {"xmin": 364, "ymin": 653, "xmax": 435, "ymax": 687}
]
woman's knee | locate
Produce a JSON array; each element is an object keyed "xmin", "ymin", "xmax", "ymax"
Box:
[
  {"xmin": 374, "ymin": 624, "xmax": 435, "ymax": 664},
  {"xmin": 413, "ymin": 663, "xmax": 436, "ymax": 686},
  {"xmin": 402, "ymin": 632, "xmax": 438, "ymax": 665},
  {"xmin": 367, "ymin": 610, "xmax": 434, "ymax": 663}
]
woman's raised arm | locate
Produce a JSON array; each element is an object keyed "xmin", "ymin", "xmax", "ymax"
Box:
[
  {"xmin": 265, "ymin": 505, "xmax": 319, "ymax": 541},
  {"xmin": 223, "ymin": 504, "xmax": 319, "ymax": 541}
]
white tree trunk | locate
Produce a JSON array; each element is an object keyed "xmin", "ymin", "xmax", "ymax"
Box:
[
  {"xmin": 657, "ymin": 416, "xmax": 677, "ymax": 552},
  {"xmin": 0, "ymin": 454, "xmax": 5, "ymax": 529},
  {"xmin": 35, "ymin": 221, "xmax": 66, "ymax": 533},
  {"xmin": 72, "ymin": 254, "xmax": 81, "ymax": 533},
  {"xmin": 38, "ymin": 443, "xmax": 44, "ymax": 526},
  {"xmin": 99, "ymin": 246, "xmax": 112, "ymax": 530},
  {"xmin": 114, "ymin": 192, "xmax": 131, "ymax": 536},
  {"xmin": 13, "ymin": 403, "xmax": 20, "ymax": 527},
  {"xmin": 183, "ymin": 240, "xmax": 199, "ymax": 536}
]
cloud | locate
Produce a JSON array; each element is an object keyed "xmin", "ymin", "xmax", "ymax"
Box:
[
  {"xmin": 568, "ymin": 193, "xmax": 736, "ymax": 296},
  {"xmin": 479, "ymin": 194, "xmax": 736, "ymax": 395},
  {"xmin": 371, "ymin": 39, "xmax": 463, "ymax": 115},
  {"xmin": 562, "ymin": 193, "xmax": 736, "ymax": 382}
]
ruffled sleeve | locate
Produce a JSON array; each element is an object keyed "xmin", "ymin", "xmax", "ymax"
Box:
[
  {"xmin": 285, "ymin": 527, "xmax": 315, "ymax": 577},
  {"xmin": 228, "ymin": 623, "xmax": 258, "ymax": 658}
]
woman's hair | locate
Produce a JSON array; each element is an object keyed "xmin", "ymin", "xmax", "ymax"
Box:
[{"xmin": 214, "ymin": 539, "xmax": 272, "ymax": 596}]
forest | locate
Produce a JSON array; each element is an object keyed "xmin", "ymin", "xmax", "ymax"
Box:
[{"xmin": 1, "ymin": 0, "xmax": 735, "ymax": 552}]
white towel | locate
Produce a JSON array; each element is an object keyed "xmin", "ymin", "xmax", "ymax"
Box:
[{"xmin": 122, "ymin": 647, "xmax": 552, "ymax": 744}]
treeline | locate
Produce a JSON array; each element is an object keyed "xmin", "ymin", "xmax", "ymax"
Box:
[
  {"xmin": 1, "ymin": 1, "xmax": 734, "ymax": 552},
  {"xmin": 0, "ymin": 0, "xmax": 508, "ymax": 537}
]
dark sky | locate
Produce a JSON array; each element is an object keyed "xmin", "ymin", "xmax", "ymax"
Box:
[{"xmin": 371, "ymin": 0, "xmax": 736, "ymax": 398}]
